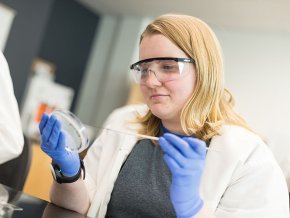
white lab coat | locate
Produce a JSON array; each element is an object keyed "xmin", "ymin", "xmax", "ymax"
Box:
[
  {"xmin": 84, "ymin": 104, "xmax": 289, "ymax": 218},
  {"xmin": 0, "ymin": 52, "xmax": 24, "ymax": 164}
]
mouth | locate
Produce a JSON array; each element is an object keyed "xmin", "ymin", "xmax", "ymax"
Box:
[{"xmin": 150, "ymin": 94, "xmax": 169, "ymax": 100}]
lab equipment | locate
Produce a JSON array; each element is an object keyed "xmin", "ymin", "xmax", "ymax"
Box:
[
  {"xmin": 51, "ymin": 109, "xmax": 89, "ymax": 153},
  {"xmin": 49, "ymin": 109, "xmax": 216, "ymax": 152},
  {"xmin": 98, "ymin": 128, "xmax": 216, "ymax": 151},
  {"xmin": 0, "ymin": 184, "xmax": 23, "ymax": 217},
  {"xmin": 98, "ymin": 127, "xmax": 159, "ymax": 141}
]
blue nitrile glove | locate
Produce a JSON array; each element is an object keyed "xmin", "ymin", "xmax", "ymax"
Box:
[
  {"xmin": 159, "ymin": 133, "xmax": 207, "ymax": 218},
  {"xmin": 39, "ymin": 113, "xmax": 80, "ymax": 177}
]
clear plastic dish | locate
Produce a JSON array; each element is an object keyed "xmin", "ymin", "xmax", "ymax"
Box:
[{"xmin": 51, "ymin": 109, "xmax": 90, "ymax": 153}]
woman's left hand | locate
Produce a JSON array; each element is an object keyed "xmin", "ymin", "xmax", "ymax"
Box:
[{"xmin": 159, "ymin": 133, "xmax": 207, "ymax": 218}]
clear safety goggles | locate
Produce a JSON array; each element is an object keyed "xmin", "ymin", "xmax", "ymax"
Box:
[{"xmin": 130, "ymin": 57, "xmax": 195, "ymax": 84}]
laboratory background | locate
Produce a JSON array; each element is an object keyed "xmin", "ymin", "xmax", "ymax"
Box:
[{"xmin": 0, "ymin": 0, "xmax": 290, "ymax": 207}]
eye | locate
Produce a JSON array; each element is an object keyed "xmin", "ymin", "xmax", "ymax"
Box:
[
  {"xmin": 160, "ymin": 62, "xmax": 178, "ymax": 72},
  {"xmin": 162, "ymin": 64, "xmax": 174, "ymax": 70},
  {"xmin": 140, "ymin": 67, "xmax": 148, "ymax": 74},
  {"xmin": 137, "ymin": 66, "xmax": 149, "ymax": 79},
  {"xmin": 138, "ymin": 63, "xmax": 149, "ymax": 74}
]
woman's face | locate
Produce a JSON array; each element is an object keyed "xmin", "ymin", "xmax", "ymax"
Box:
[{"xmin": 139, "ymin": 34, "xmax": 197, "ymax": 123}]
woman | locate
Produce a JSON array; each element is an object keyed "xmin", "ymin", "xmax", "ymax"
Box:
[{"xmin": 39, "ymin": 14, "xmax": 289, "ymax": 217}]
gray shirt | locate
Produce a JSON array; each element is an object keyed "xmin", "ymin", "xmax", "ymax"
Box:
[{"xmin": 106, "ymin": 139, "xmax": 176, "ymax": 217}]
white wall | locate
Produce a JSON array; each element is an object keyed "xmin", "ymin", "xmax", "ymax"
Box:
[
  {"xmin": 75, "ymin": 15, "xmax": 144, "ymax": 127},
  {"xmin": 75, "ymin": 15, "xmax": 118, "ymax": 125},
  {"xmin": 214, "ymin": 27, "xmax": 290, "ymax": 186}
]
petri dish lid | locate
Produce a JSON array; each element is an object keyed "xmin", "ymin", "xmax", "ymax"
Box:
[{"xmin": 51, "ymin": 109, "xmax": 89, "ymax": 153}]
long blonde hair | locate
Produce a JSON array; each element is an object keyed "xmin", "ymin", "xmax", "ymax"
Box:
[{"xmin": 136, "ymin": 14, "xmax": 251, "ymax": 141}]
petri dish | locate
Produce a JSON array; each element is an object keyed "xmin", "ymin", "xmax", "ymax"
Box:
[{"xmin": 51, "ymin": 109, "xmax": 90, "ymax": 153}]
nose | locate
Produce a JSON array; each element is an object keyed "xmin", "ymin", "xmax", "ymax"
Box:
[{"xmin": 142, "ymin": 69, "xmax": 162, "ymax": 87}]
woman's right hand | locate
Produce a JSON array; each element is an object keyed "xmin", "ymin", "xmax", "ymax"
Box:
[{"xmin": 39, "ymin": 113, "xmax": 80, "ymax": 177}]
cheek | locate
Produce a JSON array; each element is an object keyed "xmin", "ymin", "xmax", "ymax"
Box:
[
  {"xmin": 180, "ymin": 71, "xmax": 196, "ymax": 100},
  {"xmin": 171, "ymin": 78, "xmax": 195, "ymax": 100},
  {"xmin": 139, "ymin": 85, "xmax": 150, "ymax": 102},
  {"xmin": 140, "ymin": 85, "xmax": 147, "ymax": 96}
]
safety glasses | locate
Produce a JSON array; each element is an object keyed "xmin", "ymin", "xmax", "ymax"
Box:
[{"xmin": 130, "ymin": 57, "xmax": 195, "ymax": 84}]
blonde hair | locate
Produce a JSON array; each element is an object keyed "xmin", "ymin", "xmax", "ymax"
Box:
[{"xmin": 136, "ymin": 14, "xmax": 251, "ymax": 141}]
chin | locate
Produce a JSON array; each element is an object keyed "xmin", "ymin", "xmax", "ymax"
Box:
[
  {"xmin": 146, "ymin": 100, "xmax": 175, "ymax": 118},
  {"xmin": 150, "ymin": 108, "xmax": 171, "ymax": 120},
  {"xmin": 149, "ymin": 104, "xmax": 181, "ymax": 121}
]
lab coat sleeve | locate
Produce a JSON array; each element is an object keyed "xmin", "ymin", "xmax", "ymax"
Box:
[
  {"xmin": 0, "ymin": 52, "xmax": 24, "ymax": 164},
  {"xmin": 215, "ymin": 143, "xmax": 289, "ymax": 218}
]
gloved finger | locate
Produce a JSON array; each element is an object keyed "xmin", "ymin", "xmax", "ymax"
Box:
[
  {"xmin": 42, "ymin": 115, "xmax": 57, "ymax": 143},
  {"xmin": 164, "ymin": 154, "xmax": 181, "ymax": 173},
  {"xmin": 56, "ymin": 131, "xmax": 66, "ymax": 152},
  {"xmin": 48, "ymin": 120, "xmax": 61, "ymax": 150},
  {"xmin": 183, "ymin": 137, "xmax": 207, "ymax": 158},
  {"xmin": 159, "ymin": 136, "xmax": 188, "ymax": 168},
  {"xmin": 162, "ymin": 133, "xmax": 196, "ymax": 158},
  {"xmin": 164, "ymin": 154, "xmax": 193, "ymax": 177},
  {"xmin": 39, "ymin": 113, "xmax": 49, "ymax": 134},
  {"xmin": 42, "ymin": 119, "xmax": 60, "ymax": 150}
]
